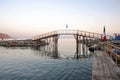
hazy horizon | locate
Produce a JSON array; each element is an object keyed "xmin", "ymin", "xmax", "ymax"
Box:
[{"xmin": 0, "ymin": 0, "xmax": 120, "ymax": 39}]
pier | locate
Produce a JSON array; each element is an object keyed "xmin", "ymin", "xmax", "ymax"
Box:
[{"xmin": 92, "ymin": 50, "xmax": 120, "ymax": 80}]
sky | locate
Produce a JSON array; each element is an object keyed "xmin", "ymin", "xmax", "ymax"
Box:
[{"xmin": 0, "ymin": 0, "xmax": 120, "ymax": 39}]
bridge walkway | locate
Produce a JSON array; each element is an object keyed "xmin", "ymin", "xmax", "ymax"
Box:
[{"xmin": 33, "ymin": 30, "xmax": 104, "ymax": 40}]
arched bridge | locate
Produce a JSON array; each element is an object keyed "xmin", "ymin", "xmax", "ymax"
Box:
[
  {"xmin": 33, "ymin": 30, "xmax": 110, "ymax": 40},
  {"xmin": 32, "ymin": 29, "xmax": 110, "ymax": 59}
]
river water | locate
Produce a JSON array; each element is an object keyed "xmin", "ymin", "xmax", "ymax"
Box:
[{"xmin": 0, "ymin": 37, "xmax": 93, "ymax": 80}]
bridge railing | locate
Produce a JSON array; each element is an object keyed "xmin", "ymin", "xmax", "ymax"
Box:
[
  {"xmin": 56, "ymin": 30, "xmax": 78, "ymax": 35},
  {"xmin": 105, "ymin": 43, "xmax": 120, "ymax": 65},
  {"xmin": 56, "ymin": 30, "xmax": 103, "ymax": 37},
  {"xmin": 33, "ymin": 29, "xmax": 110, "ymax": 40},
  {"xmin": 33, "ymin": 31, "xmax": 57, "ymax": 40}
]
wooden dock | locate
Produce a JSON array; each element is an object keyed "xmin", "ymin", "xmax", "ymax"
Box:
[{"xmin": 92, "ymin": 50, "xmax": 120, "ymax": 80}]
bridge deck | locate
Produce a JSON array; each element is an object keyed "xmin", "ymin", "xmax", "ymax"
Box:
[
  {"xmin": 33, "ymin": 30, "xmax": 105, "ymax": 40},
  {"xmin": 92, "ymin": 51, "xmax": 120, "ymax": 80}
]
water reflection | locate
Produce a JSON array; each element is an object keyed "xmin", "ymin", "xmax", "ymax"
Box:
[
  {"xmin": 0, "ymin": 38, "xmax": 92, "ymax": 59},
  {"xmin": 31, "ymin": 45, "xmax": 60, "ymax": 59}
]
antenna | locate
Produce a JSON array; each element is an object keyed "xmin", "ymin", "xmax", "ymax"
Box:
[{"xmin": 66, "ymin": 24, "xmax": 68, "ymax": 29}]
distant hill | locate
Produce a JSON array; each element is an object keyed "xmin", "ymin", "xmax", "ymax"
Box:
[{"xmin": 0, "ymin": 33, "xmax": 11, "ymax": 39}]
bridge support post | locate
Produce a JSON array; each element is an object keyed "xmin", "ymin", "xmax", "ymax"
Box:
[
  {"xmin": 85, "ymin": 36, "xmax": 88, "ymax": 55},
  {"xmin": 79, "ymin": 36, "xmax": 81, "ymax": 56},
  {"xmin": 52, "ymin": 35, "xmax": 59, "ymax": 58},
  {"xmin": 74, "ymin": 34, "xmax": 80, "ymax": 59},
  {"xmin": 82, "ymin": 36, "xmax": 85, "ymax": 57}
]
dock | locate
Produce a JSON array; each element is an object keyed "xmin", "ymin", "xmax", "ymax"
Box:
[{"xmin": 92, "ymin": 50, "xmax": 120, "ymax": 80}]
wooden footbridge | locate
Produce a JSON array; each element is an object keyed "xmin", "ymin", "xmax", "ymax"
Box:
[
  {"xmin": 32, "ymin": 29, "xmax": 110, "ymax": 58},
  {"xmin": 33, "ymin": 30, "xmax": 106, "ymax": 40}
]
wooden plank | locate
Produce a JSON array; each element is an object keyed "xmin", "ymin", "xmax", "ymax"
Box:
[
  {"xmin": 92, "ymin": 51, "xmax": 104, "ymax": 80},
  {"xmin": 102, "ymin": 52, "xmax": 112, "ymax": 80},
  {"xmin": 103, "ymin": 52, "xmax": 120, "ymax": 79},
  {"xmin": 97, "ymin": 51, "xmax": 104, "ymax": 80},
  {"xmin": 98, "ymin": 51, "xmax": 112, "ymax": 80},
  {"xmin": 92, "ymin": 51, "xmax": 120, "ymax": 80},
  {"xmin": 92, "ymin": 52, "xmax": 98, "ymax": 80}
]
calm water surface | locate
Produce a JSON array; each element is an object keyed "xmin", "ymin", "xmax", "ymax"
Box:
[{"xmin": 0, "ymin": 38, "xmax": 93, "ymax": 80}]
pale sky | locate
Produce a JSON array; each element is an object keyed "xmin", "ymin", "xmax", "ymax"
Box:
[{"xmin": 0, "ymin": 0, "xmax": 120, "ymax": 38}]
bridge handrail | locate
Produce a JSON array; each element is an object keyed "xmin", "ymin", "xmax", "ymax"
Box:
[
  {"xmin": 33, "ymin": 29, "xmax": 110, "ymax": 40},
  {"xmin": 33, "ymin": 31, "xmax": 57, "ymax": 40},
  {"xmin": 105, "ymin": 43, "xmax": 120, "ymax": 64},
  {"xmin": 106, "ymin": 43, "xmax": 120, "ymax": 50}
]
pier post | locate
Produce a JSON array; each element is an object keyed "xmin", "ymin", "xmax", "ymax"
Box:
[
  {"xmin": 79, "ymin": 36, "xmax": 81, "ymax": 56},
  {"xmin": 85, "ymin": 37, "xmax": 88, "ymax": 56},
  {"xmin": 52, "ymin": 35, "xmax": 59, "ymax": 58},
  {"xmin": 76, "ymin": 34, "xmax": 79, "ymax": 59},
  {"xmin": 82, "ymin": 36, "xmax": 85, "ymax": 57},
  {"xmin": 74, "ymin": 34, "xmax": 80, "ymax": 59}
]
